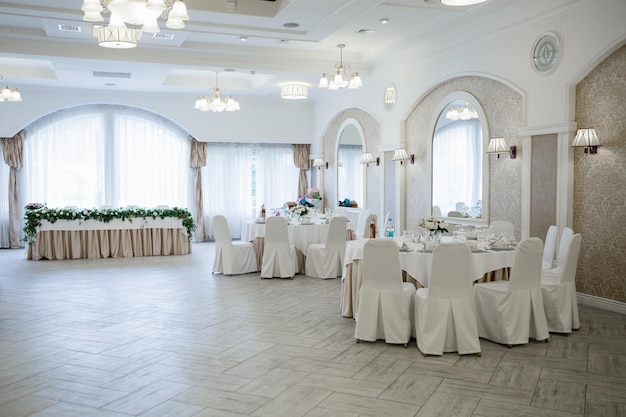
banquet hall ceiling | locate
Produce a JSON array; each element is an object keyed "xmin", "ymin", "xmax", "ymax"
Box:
[{"xmin": 0, "ymin": 0, "xmax": 580, "ymax": 100}]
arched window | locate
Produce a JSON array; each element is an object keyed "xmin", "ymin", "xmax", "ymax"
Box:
[{"xmin": 22, "ymin": 105, "xmax": 191, "ymax": 209}]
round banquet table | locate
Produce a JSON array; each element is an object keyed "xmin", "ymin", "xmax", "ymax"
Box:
[
  {"xmin": 242, "ymin": 219, "xmax": 354, "ymax": 273},
  {"xmin": 341, "ymin": 238, "xmax": 516, "ymax": 318}
]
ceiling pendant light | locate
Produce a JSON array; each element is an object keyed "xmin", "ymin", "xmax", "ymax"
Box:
[
  {"xmin": 0, "ymin": 75, "xmax": 22, "ymax": 102},
  {"xmin": 82, "ymin": 0, "xmax": 190, "ymax": 48},
  {"xmin": 280, "ymin": 83, "xmax": 308, "ymax": 100},
  {"xmin": 319, "ymin": 44, "xmax": 363, "ymax": 91},
  {"xmin": 445, "ymin": 101, "xmax": 478, "ymax": 121},
  {"xmin": 194, "ymin": 72, "xmax": 240, "ymax": 112}
]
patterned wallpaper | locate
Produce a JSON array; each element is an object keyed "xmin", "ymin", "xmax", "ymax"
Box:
[
  {"xmin": 320, "ymin": 108, "xmax": 381, "ymax": 213},
  {"xmin": 403, "ymin": 76, "xmax": 523, "ymax": 239},
  {"xmin": 574, "ymin": 44, "xmax": 626, "ymax": 303}
]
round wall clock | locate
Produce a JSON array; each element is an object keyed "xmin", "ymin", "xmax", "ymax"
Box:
[{"xmin": 532, "ymin": 32, "xmax": 561, "ymax": 74}]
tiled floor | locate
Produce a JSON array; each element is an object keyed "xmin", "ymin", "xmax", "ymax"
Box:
[{"xmin": 0, "ymin": 242, "xmax": 624, "ymax": 417}]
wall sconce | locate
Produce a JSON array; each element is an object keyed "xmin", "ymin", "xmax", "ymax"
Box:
[
  {"xmin": 360, "ymin": 152, "xmax": 379, "ymax": 167},
  {"xmin": 486, "ymin": 137, "xmax": 516, "ymax": 159},
  {"xmin": 312, "ymin": 157, "xmax": 328, "ymax": 170},
  {"xmin": 571, "ymin": 128, "xmax": 600, "ymax": 154},
  {"xmin": 392, "ymin": 148, "xmax": 414, "ymax": 164}
]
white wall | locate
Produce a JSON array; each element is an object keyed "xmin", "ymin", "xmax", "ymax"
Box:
[
  {"xmin": 0, "ymin": 87, "xmax": 314, "ymax": 144},
  {"xmin": 310, "ymin": 0, "xmax": 626, "ymax": 153}
]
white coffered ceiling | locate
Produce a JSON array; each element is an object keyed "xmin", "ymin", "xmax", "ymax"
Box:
[{"xmin": 0, "ymin": 0, "xmax": 579, "ymax": 100}]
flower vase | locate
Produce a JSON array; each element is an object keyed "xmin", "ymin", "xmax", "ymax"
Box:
[{"xmin": 430, "ymin": 230, "xmax": 442, "ymax": 243}]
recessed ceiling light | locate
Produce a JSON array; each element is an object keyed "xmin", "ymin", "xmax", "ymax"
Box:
[
  {"xmin": 379, "ymin": 17, "xmax": 389, "ymax": 24},
  {"xmin": 239, "ymin": 36, "xmax": 248, "ymax": 41},
  {"xmin": 356, "ymin": 29, "xmax": 376, "ymax": 35},
  {"xmin": 223, "ymin": 68, "xmax": 236, "ymax": 72},
  {"xmin": 283, "ymin": 22, "xmax": 299, "ymax": 28},
  {"xmin": 279, "ymin": 39, "xmax": 295, "ymax": 44}
]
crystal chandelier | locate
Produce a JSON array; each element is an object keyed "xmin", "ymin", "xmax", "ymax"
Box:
[
  {"xmin": 194, "ymin": 72, "xmax": 240, "ymax": 112},
  {"xmin": 319, "ymin": 44, "xmax": 363, "ymax": 90},
  {"xmin": 445, "ymin": 101, "xmax": 478, "ymax": 121},
  {"xmin": 81, "ymin": 0, "xmax": 189, "ymax": 48},
  {"xmin": 0, "ymin": 75, "xmax": 22, "ymax": 102}
]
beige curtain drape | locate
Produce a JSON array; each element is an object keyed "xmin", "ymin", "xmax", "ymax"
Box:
[
  {"xmin": 293, "ymin": 144, "xmax": 310, "ymax": 199},
  {"xmin": 190, "ymin": 137, "xmax": 207, "ymax": 242},
  {"xmin": 1, "ymin": 131, "xmax": 24, "ymax": 248}
]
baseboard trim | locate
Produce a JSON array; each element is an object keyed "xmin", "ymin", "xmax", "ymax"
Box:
[{"xmin": 577, "ymin": 293, "xmax": 626, "ymax": 315}]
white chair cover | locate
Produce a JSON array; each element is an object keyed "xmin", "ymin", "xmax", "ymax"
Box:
[
  {"xmin": 432, "ymin": 206, "xmax": 442, "ymax": 217},
  {"xmin": 355, "ymin": 239, "xmax": 415, "ymax": 346},
  {"xmin": 355, "ymin": 212, "xmax": 376, "ymax": 239},
  {"xmin": 542, "ymin": 225, "xmax": 558, "ymax": 270},
  {"xmin": 486, "ymin": 220, "xmax": 515, "ymax": 240},
  {"xmin": 541, "ymin": 233, "xmax": 582, "ymax": 333},
  {"xmin": 305, "ymin": 216, "xmax": 347, "ymax": 279},
  {"xmin": 415, "ymin": 243, "xmax": 480, "ymax": 355},
  {"xmin": 474, "ymin": 237, "xmax": 549, "ymax": 346},
  {"xmin": 212, "ymin": 215, "xmax": 258, "ymax": 275},
  {"xmin": 261, "ymin": 216, "xmax": 297, "ymax": 279},
  {"xmin": 447, "ymin": 211, "xmax": 462, "ymax": 218},
  {"xmin": 554, "ymin": 227, "xmax": 574, "ymax": 268}
]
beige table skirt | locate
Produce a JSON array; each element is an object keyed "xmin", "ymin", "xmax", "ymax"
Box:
[{"xmin": 27, "ymin": 228, "xmax": 191, "ymax": 260}]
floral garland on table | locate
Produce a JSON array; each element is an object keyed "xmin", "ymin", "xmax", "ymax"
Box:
[
  {"xmin": 289, "ymin": 204, "xmax": 309, "ymax": 217},
  {"xmin": 418, "ymin": 217, "xmax": 449, "ymax": 233},
  {"xmin": 22, "ymin": 205, "xmax": 197, "ymax": 245}
]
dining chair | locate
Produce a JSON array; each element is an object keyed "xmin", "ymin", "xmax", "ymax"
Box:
[
  {"xmin": 305, "ymin": 216, "xmax": 347, "ymax": 279},
  {"xmin": 355, "ymin": 211, "xmax": 375, "ymax": 239},
  {"xmin": 541, "ymin": 233, "xmax": 582, "ymax": 333},
  {"xmin": 212, "ymin": 215, "xmax": 258, "ymax": 275},
  {"xmin": 447, "ymin": 210, "xmax": 462, "ymax": 218},
  {"xmin": 474, "ymin": 237, "xmax": 549, "ymax": 346},
  {"xmin": 261, "ymin": 216, "xmax": 297, "ymax": 279},
  {"xmin": 542, "ymin": 225, "xmax": 558, "ymax": 269},
  {"xmin": 414, "ymin": 243, "xmax": 481, "ymax": 356},
  {"xmin": 432, "ymin": 206, "xmax": 442, "ymax": 217},
  {"xmin": 486, "ymin": 220, "xmax": 515, "ymax": 240},
  {"xmin": 554, "ymin": 227, "xmax": 574, "ymax": 268},
  {"xmin": 355, "ymin": 239, "xmax": 415, "ymax": 347}
]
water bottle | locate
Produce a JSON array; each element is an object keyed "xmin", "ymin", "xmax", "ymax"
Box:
[{"xmin": 386, "ymin": 218, "xmax": 394, "ymax": 238}]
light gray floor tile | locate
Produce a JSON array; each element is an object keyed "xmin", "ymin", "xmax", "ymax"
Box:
[
  {"xmin": 415, "ymin": 392, "xmax": 479, "ymax": 417},
  {"xmin": 531, "ymin": 379, "xmax": 586, "ymax": 414},
  {"xmin": 297, "ymin": 372, "xmax": 389, "ymax": 398},
  {"xmin": 378, "ymin": 373, "xmax": 443, "ymax": 405},
  {"xmin": 489, "ymin": 362, "xmax": 541, "ymax": 390},
  {"xmin": 252, "ymin": 385, "xmax": 332, "ymax": 417},
  {"xmin": 317, "ymin": 392, "xmax": 421, "ymax": 417},
  {"xmin": 137, "ymin": 400, "xmax": 205, "ymax": 417},
  {"xmin": 0, "ymin": 243, "xmax": 623, "ymax": 417},
  {"xmin": 238, "ymin": 368, "xmax": 310, "ymax": 398},
  {"xmin": 436, "ymin": 378, "xmax": 533, "ymax": 405},
  {"xmin": 472, "ymin": 399, "xmax": 583, "ymax": 417},
  {"xmin": 351, "ymin": 355, "xmax": 413, "ymax": 384},
  {"xmin": 173, "ymin": 386, "xmax": 270, "ymax": 414}
]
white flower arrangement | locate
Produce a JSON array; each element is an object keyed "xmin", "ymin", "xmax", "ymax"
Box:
[
  {"xmin": 289, "ymin": 204, "xmax": 309, "ymax": 217},
  {"xmin": 418, "ymin": 217, "xmax": 449, "ymax": 233}
]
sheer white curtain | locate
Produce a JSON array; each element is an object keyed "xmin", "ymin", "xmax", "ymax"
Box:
[
  {"xmin": 432, "ymin": 119, "xmax": 482, "ymax": 215},
  {"xmin": 338, "ymin": 144, "xmax": 363, "ymax": 206},
  {"xmin": 256, "ymin": 144, "xmax": 300, "ymax": 211},
  {"xmin": 0, "ymin": 145, "xmax": 10, "ymax": 248},
  {"xmin": 22, "ymin": 105, "xmax": 191, "ymax": 210},
  {"xmin": 202, "ymin": 143, "xmax": 254, "ymax": 239}
]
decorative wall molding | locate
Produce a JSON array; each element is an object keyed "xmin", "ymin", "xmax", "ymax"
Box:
[
  {"xmin": 518, "ymin": 122, "xmax": 577, "ymax": 137},
  {"xmin": 577, "ymin": 293, "xmax": 626, "ymax": 316}
]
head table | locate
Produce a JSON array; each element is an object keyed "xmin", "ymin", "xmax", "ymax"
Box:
[
  {"xmin": 241, "ymin": 218, "xmax": 354, "ymax": 273},
  {"xmin": 26, "ymin": 217, "xmax": 191, "ymax": 260},
  {"xmin": 341, "ymin": 238, "xmax": 516, "ymax": 318}
]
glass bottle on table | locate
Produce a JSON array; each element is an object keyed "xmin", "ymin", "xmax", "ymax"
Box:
[
  {"xmin": 369, "ymin": 220, "xmax": 376, "ymax": 238},
  {"xmin": 385, "ymin": 218, "xmax": 394, "ymax": 238}
]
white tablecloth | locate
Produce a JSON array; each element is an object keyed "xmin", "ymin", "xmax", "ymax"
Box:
[
  {"xmin": 341, "ymin": 238, "xmax": 516, "ymax": 318},
  {"xmin": 27, "ymin": 217, "xmax": 191, "ymax": 260}
]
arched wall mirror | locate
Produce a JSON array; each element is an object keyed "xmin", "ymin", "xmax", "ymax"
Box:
[
  {"xmin": 431, "ymin": 93, "xmax": 489, "ymax": 222},
  {"xmin": 336, "ymin": 120, "xmax": 365, "ymax": 207}
]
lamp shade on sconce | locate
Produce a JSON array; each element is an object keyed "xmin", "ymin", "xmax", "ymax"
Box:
[{"xmin": 571, "ymin": 128, "xmax": 600, "ymax": 154}]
